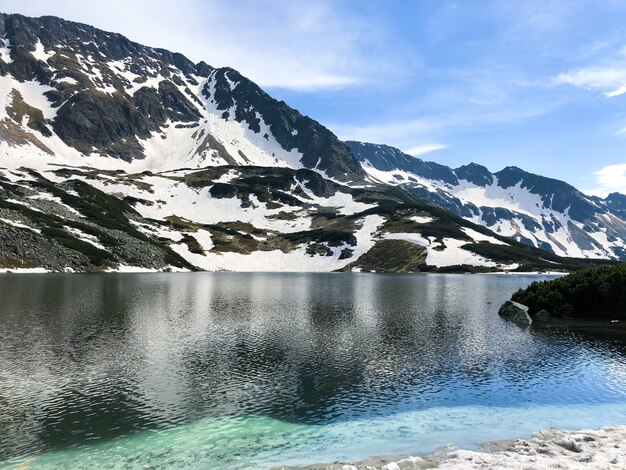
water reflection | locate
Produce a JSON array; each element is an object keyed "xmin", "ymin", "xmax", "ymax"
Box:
[{"xmin": 0, "ymin": 273, "xmax": 625, "ymax": 463}]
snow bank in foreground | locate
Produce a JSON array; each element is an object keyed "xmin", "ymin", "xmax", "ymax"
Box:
[
  {"xmin": 434, "ymin": 425, "xmax": 626, "ymax": 469},
  {"xmin": 292, "ymin": 425, "xmax": 626, "ymax": 469}
]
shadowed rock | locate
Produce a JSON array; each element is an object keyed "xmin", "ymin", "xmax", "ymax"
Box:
[{"xmin": 498, "ymin": 300, "xmax": 533, "ymax": 325}]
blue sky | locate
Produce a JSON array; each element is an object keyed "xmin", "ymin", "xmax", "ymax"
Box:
[{"xmin": 4, "ymin": 0, "xmax": 626, "ymax": 195}]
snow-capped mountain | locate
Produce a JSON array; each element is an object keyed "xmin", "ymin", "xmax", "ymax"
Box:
[
  {"xmin": 0, "ymin": 13, "xmax": 364, "ymax": 181},
  {"xmin": 347, "ymin": 141, "xmax": 626, "ymax": 261},
  {"xmin": 0, "ymin": 13, "xmax": 618, "ymax": 272}
]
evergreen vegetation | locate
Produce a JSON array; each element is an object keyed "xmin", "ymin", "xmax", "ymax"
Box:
[{"xmin": 512, "ymin": 265, "xmax": 626, "ymax": 319}]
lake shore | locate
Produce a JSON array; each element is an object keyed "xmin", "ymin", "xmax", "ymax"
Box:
[{"xmin": 278, "ymin": 424, "xmax": 626, "ymax": 469}]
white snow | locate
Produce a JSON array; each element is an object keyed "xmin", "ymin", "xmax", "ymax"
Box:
[
  {"xmin": 297, "ymin": 180, "xmax": 376, "ymax": 215},
  {"xmin": 73, "ymin": 54, "xmax": 117, "ymax": 94},
  {"xmin": 0, "ymin": 37, "xmax": 13, "ymax": 64},
  {"xmin": 56, "ymin": 76, "xmax": 79, "ymax": 85},
  {"xmin": 315, "ymin": 425, "xmax": 626, "ymax": 470},
  {"xmin": 434, "ymin": 425, "xmax": 626, "ymax": 470},
  {"xmin": 410, "ymin": 215, "xmax": 434, "ymax": 224},
  {"xmin": 0, "ymin": 158, "xmax": 529, "ymax": 272},
  {"xmin": 140, "ymin": 121, "xmax": 207, "ymax": 169},
  {"xmin": 120, "ymin": 68, "xmax": 164, "ymax": 96},
  {"xmin": 108, "ymin": 265, "xmax": 160, "ymax": 273},
  {"xmin": 462, "ymin": 227, "xmax": 508, "ymax": 245},
  {"xmin": 461, "ymin": 185, "xmax": 618, "ymax": 260},
  {"xmin": 0, "ymin": 218, "xmax": 41, "ymax": 233},
  {"xmin": 30, "ymin": 40, "xmax": 54, "ymax": 63},
  {"xmin": 191, "ymin": 229, "xmax": 214, "ymax": 251},
  {"xmin": 65, "ymin": 226, "xmax": 106, "ymax": 250},
  {"xmin": 224, "ymin": 71, "xmax": 239, "ymax": 91},
  {"xmin": 363, "ymin": 157, "xmax": 623, "ymax": 260},
  {"xmin": 362, "ymin": 163, "xmax": 444, "ymax": 193},
  {"xmin": 176, "ymin": 214, "xmax": 385, "ymax": 272},
  {"xmin": 1, "ymin": 35, "xmax": 617, "ymax": 269},
  {"xmin": 0, "ymin": 76, "xmax": 57, "ymax": 120},
  {"xmin": 28, "ymin": 193, "xmax": 82, "ymax": 216},
  {"xmin": 382, "ymin": 232, "xmax": 502, "ymax": 268},
  {"xmin": 73, "ymin": 171, "xmax": 373, "ymax": 237},
  {"xmin": 0, "ymin": 267, "xmax": 48, "ymax": 273},
  {"xmin": 451, "ymin": 179, "xmax": 546, "ymax": 218},
  {"xmin": 213, "ymin": 169, "xmax": 240, "ymax": 183},
  {"xmin": 196, "ymin": 72, "xmax": 306, "ymax": 170},
  {"xmin": 427, "ymin": 238, "xmax": 498, "ymax": 267},
  {"xmin": 5, "ymin": 199, "xmax": 43, "ymax": 212}
]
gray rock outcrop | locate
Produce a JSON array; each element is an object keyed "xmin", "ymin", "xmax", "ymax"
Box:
[{"xmin": 499, "ymin": 300, "xmax": 533, "ymax": 325}]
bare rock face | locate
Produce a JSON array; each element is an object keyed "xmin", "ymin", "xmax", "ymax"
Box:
[{"xmin": 498, "ymin": 300, "xmax": 533, "ymax": 325}]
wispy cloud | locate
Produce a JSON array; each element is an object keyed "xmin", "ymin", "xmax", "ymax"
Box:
[
  {"xmin": 554, "ymin": 66, "xmax": 626, "ymax": 97},
  {"xmin": 552, "ymin": 35, "xmax": 626, "ymax": 98},
  {"xmin": 2, "ymin": 0, "xmax": 398, "ymax": 91},
  {"xmin": 329, "ymin": 95, "xmax": 560, "ymax": 156},
  {"xmin": 332, "ymin": 119, "xmax": 435, "ymax": 145},
  {"xmin": 403, "ymin": 144, "xmax": 448, "ymax": 156},
  {"xmin": 586, "ymin": 163, "xmax": 626, "ymax": 197},
  {"xmin": 331, "ymin": 118, "xmax": 450, "ymax": 157}
]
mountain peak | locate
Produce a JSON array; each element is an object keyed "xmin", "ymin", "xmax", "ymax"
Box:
[
  {"xmin": 0, "ymin": 11, "xmax": 364, "ymax": 180},
  {"xmin": 345, "ymin": 141, "xmax": 457, "ymax": 185},
  {"xmin": 454, "ymin": 162, "xmax": 493, "ymax": 186},
  {"xmin": 348, "ymin": 141, "xmax": 626, "ymax": 260}
]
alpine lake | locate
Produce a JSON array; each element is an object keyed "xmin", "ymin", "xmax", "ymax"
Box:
[{"xmin": 1, "ymin": 273, "xmax": 625, "ymax": 469}]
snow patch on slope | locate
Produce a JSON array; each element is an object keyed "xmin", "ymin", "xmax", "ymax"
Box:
[
  {"xmin": 461, "ymin": 227, "xmax": 508, "ymax": 245},
  {"xmin": 30, "ymin": 40, "xmax": 54, "ymax": 63},
  {"xmin": 177, "ymin": 214, "xmax": 385, "ymax": 272},
  {"xmin": 0, "ymin": 37, "xmax": 13, "ymax": 64},
  {"xmin": 0, "ymin": 76, "xmax": 57, "ymax": 120},
  {"xmin": 452, "ymin": 179, "xmax": 545, "ymax": 217},
  {"xmin": 382, "ymin": 232, "xmax": 499, "ymax": 268}
]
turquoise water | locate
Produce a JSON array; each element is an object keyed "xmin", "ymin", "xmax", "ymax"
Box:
[{"xmin": 0, "ymin": 273, "xmax": 625, "ymax": 469}]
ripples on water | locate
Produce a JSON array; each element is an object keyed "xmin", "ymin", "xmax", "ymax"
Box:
[{"xmin": 0, "ymin": 273, "xmax": 625, "ymax": 468}]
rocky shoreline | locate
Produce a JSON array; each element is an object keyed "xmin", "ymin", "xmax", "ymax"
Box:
[{"xmin": 276, "ymin": 425, "xmax": 626, "ymax": 469}]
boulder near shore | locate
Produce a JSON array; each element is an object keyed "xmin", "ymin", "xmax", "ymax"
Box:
[{"xmin": 498, "ymin": 300, "xmax": 533, "ymax": 325}]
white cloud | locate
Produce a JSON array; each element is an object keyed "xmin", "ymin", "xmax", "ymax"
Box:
[
  {"xmin": 2, "ymin": 0, "xmax": 397, "ymax": 91},
  {"xmin": 329, "ymin": 100, "xmax": 557, "ymax": 154},
  {"xmin": 586, "ymin": 163, "xmax": 626, "ymax": 197},
  {"xmin": 332, "ymin": 117, "xmax": 449, "ymax": 156},
  {"xmin": 332, "ymin": 119, "xmax": 435, "ymax": 145},
  {"xmin": 605, "ymin": 85, "xmax": 626, "ymax": 97},
  {"xmin": 554, "ymin": 66, "xmax": 626, "ymax": 97},
  {"xmin": 330, "ymin": 119, "xmax": 449, "ymax": 156},
  {"xmin": 402, "ymin": 144, "xmax": 448, "ymax": 156}
]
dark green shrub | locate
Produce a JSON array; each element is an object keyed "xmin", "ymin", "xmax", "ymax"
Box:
[{"xmin": 512, "ymin": 265, "xmax": 626, "ymax": 319}]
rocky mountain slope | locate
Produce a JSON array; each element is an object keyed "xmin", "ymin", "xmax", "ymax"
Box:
[
  {"xmin": 348, "ymin": 141, "xmax": 626, "ymax": 261},
  {"xmin": 0, "ymin": 164, "xmax": 609, "ymax": 272},
  {"xmin": 0, "ymin": 12, "xmax": 617, "ymax": 272},
  {"xmin": 0, "ymin": 13, "xmax": 363, "ymax": 180}
]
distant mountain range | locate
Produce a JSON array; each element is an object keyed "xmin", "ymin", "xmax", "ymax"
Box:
[
  {"xmin": 348, "ymin": 141, "xmax": 626, "ymax": 260},
  {"xmin": 0, "ymin": 13, "xmax": 622, "ymax": 272}
]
